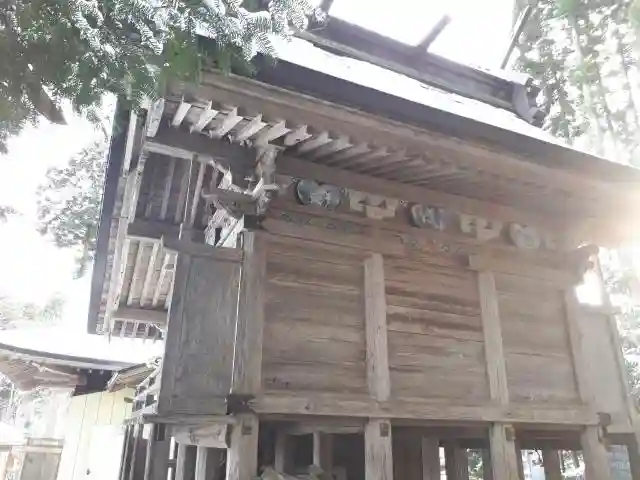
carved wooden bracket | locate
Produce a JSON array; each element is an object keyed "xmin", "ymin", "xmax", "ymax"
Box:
[
  {"xmin": 459, "ymin": 214, "xmax": 503, "ymax": 241},
  {"xmin": 348, "ymin": 190, "xmax": 399, "ymax": 219}
]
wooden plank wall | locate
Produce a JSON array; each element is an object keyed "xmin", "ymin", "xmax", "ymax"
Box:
[
  {"xmin": 260, "ymin": 193, "xmax": 588, "ymax": 409},
  {"xmin": 158, "ymin": 252, "xmax": 241, "ymax": 415},
  {"xmin": 580, "ymin": 307, "xmax": 631, "ymax": 428},
  {"xmin": 257, "ymin": 190, "xmax": 629, "ymax": 428},
  {"xmin": 385, "ymin": 258, "xmax": 488, "ymax": 402},
  {"xmin": 262, "ymin": 236, "xmax": 368, "ymax": 394},
  {"xmin": 495, "ymin": 274, "xmax": 579, "ymax": 405}
]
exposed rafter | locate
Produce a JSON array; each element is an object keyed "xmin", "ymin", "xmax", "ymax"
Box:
[
  {"xmin": 190, "ymin": 102, "xmax": 219, "ymax": 133},
  {"xmin": 171, "ymin": 99, "xmax": 192, "ymax": 127},
  {"xmin": 415, "ymin": 14, "xmax": 451, "ymax": 52}
]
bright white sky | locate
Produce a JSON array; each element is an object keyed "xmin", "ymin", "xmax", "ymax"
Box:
[{"xmin": 0, "ymin": 0, "xmax": 515, "ymax": 360}]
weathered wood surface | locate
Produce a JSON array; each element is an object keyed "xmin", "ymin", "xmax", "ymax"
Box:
[
  {"xmin": 496, "ymin": 274, "xmax": 579, "ymax": 405},
  {"xmin": 478, "ymin": 271, "xmax": 509, "ymax": 406},
  {"xmin": 365, "ymin": 419, "xmax": 393, "ymax": 480},
  {"xmin": 175, "ymin": 444, "xmax": 197, "ymax": 480},
  {"xmin": 579, "ymin": 307, "xmax": 631, "ymax": 428},
  {"xmin": 143, "ymin": 424, "xmax": 170, "ymax": 480},
  {"xmin": 364, "ymin": 253, "xmax": 390, "ymax": 402},
  {"xmin": 313, "ymin": 432, "xmax": 333, "ymax": 475},
  {"xmin": 489, "ymin": 424, "xmax": 519, "ymax": 480},
  {"xmin": 231, "ymin": 231, "xmax": 267, "ymax": 395},
  {"xmin": 171, "ymin": 423, "xmax": 229, "ymax": 448},
  {"xmin": 158, "ymin": 253, "xmax": 240, "ymax": 415},
  {"xmin": 252, "ymin": 392, "xmax": 596, "ymax": 424},
  {"xmin": 421, "ymin": 437, "xmax": 441, "ymax": 480},
  {"xmin": 262, "ymin": 237, "xmax": 367, "ymax": 394},
  {"xmin": 581, "ymin": 426, "xmax": 612, "ymax": 480},
  {"xmin": 542, "ymin": 449, "xmax": 562, "ymax": 480},
  {"xmin": 227, "ymin": 413, "xmax": 259, "ymax": 480},
  {"xmin": 386, "ymin": 259, "xmax": 488, "ymax": 401},
  {"xmin": 444, "ymin": 443, "xmax": 469, "ymax": 480},
  {"xmin": 393, "ymin": 431, "xmax": 423, "ymax": 480}
]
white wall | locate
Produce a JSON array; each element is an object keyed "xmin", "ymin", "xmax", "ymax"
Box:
[{"xmin": 56, "ymin": 389, "xmax": 133, "ymax": 480}]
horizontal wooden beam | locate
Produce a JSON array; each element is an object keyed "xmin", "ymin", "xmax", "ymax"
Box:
[
  {"xmin": 468, "ymin": 253, "xmax": 581, "ymax": 287},
  {"xmin": 143, "ymin": 124, "xmax": 254, "ymax": 173},
  {"xmin": 138, "ymin": 121, "xmax": 561, "ymax": 229},
  {"xmin": 162, "ymin": 237, "xmax": 243, "ymax": 262},
  {"xmin": 276, "ymin": 156, "xmax": 554, "ymax": 229},
  {"xmin": 252, "ymin": 394, "xmax": 598, "ymax": 426},
  {"xmin": 128, "ymin": 219, "xmax": 181, "ymax": 241},
  {"xmin": 112, "ymin": 307, "xmax": 167, "ymax": 325},
  {"xmin": 171, "ymin": 423, "xmax": 229, "ymax": 449}
]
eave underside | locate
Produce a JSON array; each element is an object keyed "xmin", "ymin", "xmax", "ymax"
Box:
[{"xmin": 93, "ymin": 69, "xmax": 640, "ymax": 338}]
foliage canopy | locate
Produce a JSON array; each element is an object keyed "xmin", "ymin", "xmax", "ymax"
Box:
[
  {"xmin": 36, "ymin": 139, "xmax": 106, "ymax": 277},
  {"xmin": 0, "ymin": 0, "xmax": 316, "ymax": 152}
]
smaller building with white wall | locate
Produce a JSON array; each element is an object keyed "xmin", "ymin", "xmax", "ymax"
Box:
[{"xmin": 0, "ymin": 339, "xmax": 154, "ymax": 480}]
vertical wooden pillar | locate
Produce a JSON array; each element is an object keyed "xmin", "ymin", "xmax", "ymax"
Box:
[
  {"xmin": 365, "ymin": 419, "xmax": 393, "ymax": 480},
  {"xmin": 231, "ymin": 231, "xmax": 267, "ymax": 396},
  {"xmin": 627, "ymin": 436, "xmax": 640, "ymax": 480},
  {"xmin": 364, "ymin": 253, "xmax": 390, "ymax": 402},
  {"xmin": 421, "ymin": 437, "xmax": 440, "ymax": 480},
  {"xmin": 144, "ymin": 424, "xmax": 170, "ymax": 480},
  {"xmin": 515, "ymin": 443, "xmax": 524, "ymax": 480},
  {"xmin": 128, "ymin": 423, "xmax": 144, "ymax": 480},
  {"xmin": 445, "ymin": 443, "xmax": 469, "ymax": 480},
  {"xmin": 482, "ymin": 449, "xmax": 493, "ymax": 480},
  {"xmin": 119, "ymin": 424, "xmax": 133, "ymax": 480},
  {"xmin": 195, "ymin": 447, "xmax": 206, "ymax": 480},
  {"xmin": 542, "ymin": 449, "xmax": 562, "ymax": 480},
  {"xmin": 581, "ymin": 427, "xmax": 612, "ymax": 480},
  {"xmin": 194, "ymin": 446, "xmax": 222, "ymax": 480},
  {"xmin": 565, "ymin": 287, "xmax": 612, "ymax": 480},
  {"xmin": 178, "ymin": 158, "xmax": 203, "ymax": 241},
  {"xmin": 274, "ymin": 431, "xmax": 292, "ymax": 473},
  {"xmin": 364, "ymin": 253, "xmax": 393, "ymax": 480},
  {"xmin": 175, "ymin": 444, "xmax": 197, "ymax": 480},
  {"xmin": 313, "ymin": 432, "xmax": 333, "ymax": 476},
  {"xmin": 489, "ymin": 425, "xmax": 519, "ymax": 480},
  {"xmin": 227, "ymin": 413, "xmax": 259, "ymax": 480},
  {"xmin": 477, "ymin": 270, "xmax": 519, "ymax": 480}
]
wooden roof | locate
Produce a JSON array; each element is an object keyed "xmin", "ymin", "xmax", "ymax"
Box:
[
  {"xmin": 0, "ymin": 341, "xmax": 131, "ymax": 392},
  {"xmin": 87, "ymin": 34, "xmax": 640, "ymax": 337}
]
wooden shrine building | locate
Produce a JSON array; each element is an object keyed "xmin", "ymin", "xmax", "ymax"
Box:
[{"xmin": 89, "ymin": 17, "xmax": 640, "ymax": 480}]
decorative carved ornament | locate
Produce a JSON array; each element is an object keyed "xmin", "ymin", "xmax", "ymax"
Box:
[
  {"xmin": 289, "ymin": 179, "xmax": 561, "ymax": 252},
  {"xmin": 295, "ymin": 179, "xmax": 342, "ymax": 209},
  {"xmin": 348, "ymin": 190, "xmax": 399, "ymax": 220},
  {"xmin": 409, "ymin": 204, "xmax": 445, "ymax": 231},
  {"xmin": 459, "ymin": 214, "xmax": 503, "ymax": 242}
]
